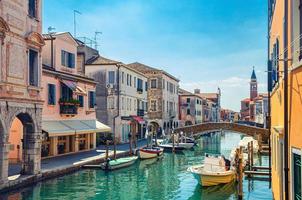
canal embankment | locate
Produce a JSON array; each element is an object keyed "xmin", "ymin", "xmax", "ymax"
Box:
[{"xmin": 0, "ymin": 140, "xmax": 147, "ymax": 194}]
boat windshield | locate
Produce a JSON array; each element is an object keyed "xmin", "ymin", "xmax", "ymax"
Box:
[{"xmin": 204, "ymin": 156, "xmax": 226, "ymax": 172}]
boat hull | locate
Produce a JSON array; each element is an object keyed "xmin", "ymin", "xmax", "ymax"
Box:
[
  {"xmin": 158, "ymin": 144, "xmax": 185, "ymax": 152},
  {"xmin": 101, "ymin": 156, "xmax": 138, "ymax": 170},
  {"xmin": 139, "ymin": 148, "xmax": 164, "ymax": 159},
  {"xmin": 188, "ymin": 165, "xmax": 235, "ymax": 187}
]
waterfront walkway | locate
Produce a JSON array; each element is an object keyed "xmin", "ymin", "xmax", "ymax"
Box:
[{"xmin": 9, "ymin": 140, "xmax": 147, "ymax": 176}]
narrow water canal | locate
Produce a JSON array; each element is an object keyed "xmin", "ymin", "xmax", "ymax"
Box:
[{"xmin": 3, "ymin": 132, "xmax": 272, "ymax": 200}]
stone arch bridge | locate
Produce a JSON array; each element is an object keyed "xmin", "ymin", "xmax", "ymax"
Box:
[{"xmin": 174, "ymin": 122, "xmax": 270, "ymax": 142}]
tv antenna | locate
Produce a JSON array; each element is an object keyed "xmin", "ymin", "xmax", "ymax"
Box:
[
  {"xmin": 73, "ymin": 10, "xmax": 82, "ymax": 37},
  {"xmin": 94, "ymin": 31, "xmax": 102, "ymax": 50},
  {"xmin": 48, "ymin": 26, "xmax": 56, "ymax": 34}
]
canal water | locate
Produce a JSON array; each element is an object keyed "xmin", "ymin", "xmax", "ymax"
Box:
[{"xmin": 3, "ymin": 132, "xmax": 272, "ymax": 200}]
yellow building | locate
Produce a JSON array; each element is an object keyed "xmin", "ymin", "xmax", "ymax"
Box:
[{"xmin": 269, "ymin": 0, "xmax": 302, "ymax": 199}]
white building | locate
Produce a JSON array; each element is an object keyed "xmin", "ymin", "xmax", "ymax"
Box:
[
  {"xmin": 127, "ymin": 62, "xmax": 180, "ymax": 135},
  {"xmin": 85, "ymin": 56, "xmax": 148, "ymax": 143}
]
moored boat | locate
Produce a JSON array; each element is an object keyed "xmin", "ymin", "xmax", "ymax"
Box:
[
  {"xmin": 139, "ymin": 147, "xmax": 164, "ymax": 159},
  {"xmin": 101, "ymin": 156, "xmax": 138, "ymax": 170},
  {"xmin": 158, "ymin": 144, "xmax": 186, "ymax": 152},
  {"xmin": 176, "ymin": 142, "xmax": 194, "ymax": 149},
  {"xmin": 187, "ymin": 155, "xmax": 235, "ymax": 187},
  {"xmin": 238, "ymin": 136, "xmax": 259, "ymax": 153}
]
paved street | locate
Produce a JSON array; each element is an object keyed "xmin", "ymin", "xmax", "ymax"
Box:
[{"xmin": 8, "ymin": 140, "xmax": 147, "ymax": 176}]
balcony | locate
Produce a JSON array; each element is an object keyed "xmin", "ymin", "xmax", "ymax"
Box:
[
  {"xmin": 59, "ymin": 98, "xmax": 79, "ymax": 115},
  {"xmin": 169, "ymin": 110, "xmax": 176, "ymax": 118},
  {"xmin": 137, "ymin": 109, "xmax": 145, "ymax": 117},
  {"xmin": 137, "ymin": 88, "xmax": 143, "ymax": 94}
]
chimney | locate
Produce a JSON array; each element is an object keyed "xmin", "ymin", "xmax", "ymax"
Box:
[{"xmin": 194, "ymin": 89, "xmax": 200, "ymax": 94}]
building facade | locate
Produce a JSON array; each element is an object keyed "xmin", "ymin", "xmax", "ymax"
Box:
[
  {"xmin": 178, "ymin": 88, "xmax": 203, "ymax": 126},
  {"xmin": 40, "ymin": 32, "xmax": 110, "ymax": 158},
  {"xmin": 194, "ymin": 89, "xmax": 221, "ymax": 123},
  {"xmin": 0, "ymin": 0, "xmax": 45, "ymax": 185},
  {"xmin": 127, "ymin": 62, "xmax": 179, "ymax": 135},
  {"xmin": 85, "ymin": 58, "xmax": 148, "ymax": 143},
  {"xmin": 269, "ymin": 0, "xmax": 302, "ymax": 199}
]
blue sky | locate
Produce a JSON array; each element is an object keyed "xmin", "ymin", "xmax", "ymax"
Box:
[{"xmin": 43, "ymin": 0, "xmax": 267, "ymax": 111}]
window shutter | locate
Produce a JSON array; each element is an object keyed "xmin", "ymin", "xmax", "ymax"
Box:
[{"xmin": 61, "ymin": 50, "xmax": 65, "ymax": 66}]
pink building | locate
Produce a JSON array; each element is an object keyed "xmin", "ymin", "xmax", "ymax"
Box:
[{"xmin": 41, "ymin": 32, "xmax": 110, "ymax": 158}]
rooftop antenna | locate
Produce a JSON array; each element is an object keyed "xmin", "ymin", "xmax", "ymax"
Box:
[
  {"xmin": 48, "ymin": 26, "xmax": 56, "ymax": 34},
  {"xmin": 73, "ymin": 10, "xmax": 82, "ymax": 37},
  {"xmin": 94, "ymin": 31, "xmax": 102, "ymax": 50}
]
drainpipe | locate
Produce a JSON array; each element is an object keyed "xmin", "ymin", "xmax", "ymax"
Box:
[
  {"xmin": 283, "ymin": 0, "xmax": 289, "ymax": 198},
  {"xmin": 112, "ymin": 64, "xmax": 120, "ymax": 158},
  {"xmin": 267, "ymin": 0, "xmax": 272, "ymax": 184}
]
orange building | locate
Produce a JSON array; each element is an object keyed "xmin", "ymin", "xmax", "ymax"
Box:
[{"xmin": 269, "ymin": 0, "xmax": 302, "ymax": 199}]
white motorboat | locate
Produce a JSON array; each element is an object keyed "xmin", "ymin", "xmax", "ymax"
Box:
[{"xmin": 238, "ymin": 136, "xmax": 259, "ymax": 153}]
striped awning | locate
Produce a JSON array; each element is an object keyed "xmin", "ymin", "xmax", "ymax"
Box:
[
  {"xmin": 42, "ymin": 120, "xmax": 111, "ymax": 137},
  {"xmin": 60, "ymin": 79, "xmax": 86, "ymax": 95}
]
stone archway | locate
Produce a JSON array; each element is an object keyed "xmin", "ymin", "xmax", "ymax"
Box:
[
  {"xmin": 0, "ymin": 115, "xmax": 8, "ymax": 184},
  {"xmin": 6, "ymin": 109, "xmax": 41, "ymax": 179}
]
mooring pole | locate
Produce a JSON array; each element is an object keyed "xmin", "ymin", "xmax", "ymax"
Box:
[
  {"xmin": 251, "ymin": 141, "xmax": 254, "ymax": 170},
  {"xmin": 238, "ymin": 146, "xmax": 243, "ymax": 200},
  {"xmin": 248, "ymin": 142, "xmax": 251, "ymax": 171},
  {"xmin": 172, "ymin": 133, "xmax": 175, "ymax": 153},
  {"xmin": 113, "ymin": 138, "xmax": 117, "ymax": 160},
  {"xmin": 129, "ymin": 133, "xmax": 133, "ymax": 156},
  {"xmin": 106, "ymin": 140, "xmax": 109, "ymax": 160}
]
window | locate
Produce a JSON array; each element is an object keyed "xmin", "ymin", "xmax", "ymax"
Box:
[
  {"xmin": 145, "ymin": 81, "xmax": 148, "ymax": 91},
  {"xmin": 134, "ymin": 77, "xmax": 137, "ymax": 88},
  {"xmin": 293, "ymin": 152, "xmax": 301, "ymax": 200},
  {"xmin": 162, "ymin": 79, "xmax": 165, "ymax": 89},
  {"xmin": 127, "ymin": 74, "xmax": 129, "ymax": 86},
  {"xmin": 48, "ymin": 84, "xmax": 56, "ymax": 105},
  {"xmin": 61, "ymin": 83, "xmax": 73, "ymax": 100},
  {"xmin": 130, "ymin": 75, "xmax": 132, "ymax": 86},
  {"xmin": 108, "ymin": 71, "xmax": 115, "ymax": 84},
  {"xmin": 29, "ymin": 49, "xmax": 39, "ymax": 86},
  {"xmin": 78, "ymin": 95, "xmax": 84, "ymax": 107},
  {"xmin": 28, "ymin": 0, "xmax": 37, "ymax": 18},
  {"xmin": 187, "ymin": 98, "xmax": 190, "ymax": 103},
  {"xmin": 61, "ymin": 50, "xmax": 75, "ymax": 68},
  {"xmin": 151, "ymin": 79, "xmax": 157, "ymax": 89},
  {"xmin": 121, "ymin": 97, "xmax": 124, "ymax": 110},
  {"xmin": 122, "ymin": 72, "xmax": 124, "ymax": 84},
  {"xmin": 108, "ymin": 97, "xmax": 114, "ymax": 109},
  {"xmin": 137, "ymin": 78, "xmax": 143, "ymax": 92},
  {"xmin": 89, "ymin": 91, "xmax": 96, "ymax": 108},
  {"xmin": 150, "ymin": 100, "xmax": 157, "ymax": 112}
]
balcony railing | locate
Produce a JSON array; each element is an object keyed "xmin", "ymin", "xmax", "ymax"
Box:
[
  {"xmin": 137, "ymin": 109, "xmax": 145, "ymax": 117},
  {"xmin": 137, "ymin": 88, "xmax": 143, "ymax": 94},
  {"xmin": 59, "ymin": 98, "xmax": 79, "ymax": 115}
]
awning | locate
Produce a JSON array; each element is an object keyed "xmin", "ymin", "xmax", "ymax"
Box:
[
  {"xmin": 61, "ymin": 79, "xmax": 86, "ymax": 95},
  {"xmin": 132, "ymin": 116, "xmax": 145, "ymax": 124},
  {"xmin": 42, "ymin": 121, "xmax": 75, "ymax": 136},
  {"xmin": 42, "ymin": 120, "xmax": 111, "ymax": 137}
]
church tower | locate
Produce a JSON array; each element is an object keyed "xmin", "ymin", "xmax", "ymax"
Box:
[{"xmin": 250, "ymin": 67, "xmax": 258, "ymax": 100}]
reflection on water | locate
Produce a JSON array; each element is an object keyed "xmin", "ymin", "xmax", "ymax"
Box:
[{"xmin": 1, "ymin": 132, "xmax": 272, "ymax": 200}]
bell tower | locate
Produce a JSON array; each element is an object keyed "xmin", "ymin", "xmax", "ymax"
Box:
[{"xmin": 250, "ymin": 66, "xmax": 258, "ymax": 100}]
